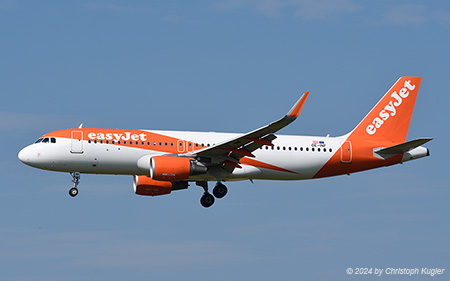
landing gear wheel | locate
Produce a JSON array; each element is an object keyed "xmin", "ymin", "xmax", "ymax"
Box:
[
  {"xmin": 69, "ymin": 172, "xmax": 81, "ymax": 197},
  {"xmin": 213, "ymin": 183, "xmax": 228, "ymax": 199},
  {"xmin": 200, "ymin": 193, "xmax": 215, "ymax": 208},
  {"xmin": 69, "ymin": 187, "xmax": 79, "ymax": 197}
]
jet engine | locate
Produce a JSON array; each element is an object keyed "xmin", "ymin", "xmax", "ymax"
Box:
[
  {"xmin": 133, "ymin": 175, "xmax": 188, "ymax": 196},
  {"xmin": 150, "ymin": 156, "xmax": 207, "ymax": 181}
]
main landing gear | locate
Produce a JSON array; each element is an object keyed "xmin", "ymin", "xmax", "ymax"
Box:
[
  {"xmin": 69, "ymin": 172, "xmax": 81, "ymax": 197},
  {"xmin": 197, "ymin": 181, "xmax": 228, "ymax": 208},
  {"xmin": 213, "ymin": 182, "xmax": 228, "ymax": 199}
]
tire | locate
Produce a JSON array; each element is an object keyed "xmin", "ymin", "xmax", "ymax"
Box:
[
  {"xmin": 200, "ymin": 193, "xmax": 215, "ymax": 208},
  {"xmin": 69, "ymin": 188, "xmax": 78, "ymax": 197},
  {"xmin": 213, "ymin": 183, "xmax": 228, "ymax": 199}
]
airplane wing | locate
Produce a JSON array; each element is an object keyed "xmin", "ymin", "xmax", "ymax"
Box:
[{"xmin": 183, "ymin": 92, "xmax": 309, "ymax": 171}]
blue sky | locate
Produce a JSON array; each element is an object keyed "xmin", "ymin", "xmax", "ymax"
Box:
[{"xmin": 1, "ymin": 1, "xmax": 449, "ymax": 280}]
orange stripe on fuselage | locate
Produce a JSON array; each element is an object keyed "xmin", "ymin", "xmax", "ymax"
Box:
[
  {"xmin": 42, "ymin": 128, "xmax": 207, "ymax": 154},
  {"xmin": 241, "ymin": 158, "xmax": 298, "ymax": 175}
]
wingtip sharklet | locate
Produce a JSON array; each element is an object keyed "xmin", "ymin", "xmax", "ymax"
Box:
[{"xmin": 286, "ymin": 91, "xmax": 309, "ymax": 118}]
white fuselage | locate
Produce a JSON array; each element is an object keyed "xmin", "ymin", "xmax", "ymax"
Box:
[{"xmin": 18, "ymin": 130, "xmax": 343, "ymax": 181}]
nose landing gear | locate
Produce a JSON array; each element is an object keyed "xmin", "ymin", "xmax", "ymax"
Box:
[{"xmin": 69, "ymin": 172, "xmax": 81, "ymax": 197}]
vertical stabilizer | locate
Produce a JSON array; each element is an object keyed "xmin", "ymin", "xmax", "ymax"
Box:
[{"xmin": 348, "ymin": 77, "xmax": 422, "ymax": 143}]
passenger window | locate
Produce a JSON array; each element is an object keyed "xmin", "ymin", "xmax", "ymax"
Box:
[
  {"xmin": 306, "ymin": 147, "xmax": 309, "ymax": 151},
  {"xmin": 100, "ymin": 140, "xmax": 103, "ymax": 144},
  {"xmin": 159, "ymin": 142, "xmax": 162, "ymax": 146},
  {"xmin": 318, "ymin": 148, "xmax": 321, "ymax": 152},
  {"xmin": 329, "ymin": 148, "xmax": 332, "ymax": 152},
  {"xmin": 147, "ymin": 142, "xmax": 150, "ymax": 145},
  {"xmin": 171, "ymin": 143, "xmax": 174, "ymax": 146},
  {"xmin": 288, "ymin": 147, "xmax": 291, "ymax": 151},
  {"xmin": 106, "ymin": 140, "xmax": 109, "ymax": 144},
  {"xmin": 294, "ymin": 147, "xmax": 297, "ymax": 151},
  {"xmin": 51, "ymin": 138, "xmax": 56, "ymax": 143},
  {"xmin": 136, "ymin": 141, "xmax": 139, "ymax": 145},
  {"xmin": 283, "ymin": 147, "xmax": 286, "ymax": 150},
  {"xmin": 88, "ymin": 140, "xmax": 91, "ymax": 143},
  {"xmin": 112, "ymin": 141, "xmax": 115, "ymax": 144},
  {"xmin": 94, "ymin": 140, "xmax": 98, "ymax": 144},
  {"xmin": 300, "ymin": 147, "xmax": 303, "ymax": 151},
  {"xmin": 117, "ymin": 141, "xmax": 121, "ymax": 144},
  {"xmin": 165, "ymin": 142, "xmax": 168, "ymax": 146},
  {"xmin": 312, "ymin": 148, "xmax": 315, "ymax": 152}
]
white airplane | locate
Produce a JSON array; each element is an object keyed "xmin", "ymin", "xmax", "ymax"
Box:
[{"xmin": 18, "ymin": 77, "xmax": 431, "ymax": 207}]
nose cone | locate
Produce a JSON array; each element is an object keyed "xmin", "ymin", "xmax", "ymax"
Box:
[
  {"xmin": 18, "ymin": 145, "xmax": 35, "ymax": 166},
  {"xmin": 18, "ymin": 146, "xmax": 30, "ymax": 164}
]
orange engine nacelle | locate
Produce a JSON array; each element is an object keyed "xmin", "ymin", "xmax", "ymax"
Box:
[
  {"xmin": 133, "ymin": 175, "xmax": 188, "ymax": 196},
  {"xmin": 150, "ymin": 156, "xmax": 207, "ymax": 181}
]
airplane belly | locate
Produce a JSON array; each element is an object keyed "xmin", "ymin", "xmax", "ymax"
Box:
[
  {"xmin": 50, "ymin": 143, "xmax": 147, "ymax": 175},
  {"xmin": 228, "ymin": 165, "xmax": 262, "ymax": 180}
]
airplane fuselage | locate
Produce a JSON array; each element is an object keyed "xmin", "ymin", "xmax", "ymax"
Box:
[{"xmin": 18, "ymin": 128, "xmax": 428, "ymax": 182}]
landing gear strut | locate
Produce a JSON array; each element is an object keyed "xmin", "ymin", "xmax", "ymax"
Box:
[{"xmin": 69, "ymin": 172, "xmax": 81, "ymax": 197}]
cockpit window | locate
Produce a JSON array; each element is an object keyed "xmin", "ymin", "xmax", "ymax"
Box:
[{"xmin": 35, "ymin": 137, "xmax": 56, "ymax": 144}]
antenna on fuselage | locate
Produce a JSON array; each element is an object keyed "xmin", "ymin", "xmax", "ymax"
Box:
[{"xmin": 78, "ymin": 123, "xmax": 83, "ymax": 128}]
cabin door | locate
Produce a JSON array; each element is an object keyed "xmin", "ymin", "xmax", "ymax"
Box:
[
  {"xmin": 71, "ymin": 131, "xmax": 84, "ymax": 154},
  {"xmin": 340, "ymin": 141, "xmax": 352, "ymax": 163}
]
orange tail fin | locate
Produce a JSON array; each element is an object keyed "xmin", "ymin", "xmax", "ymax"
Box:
[{"xmin": 348, "ymin": 77, "xmax": 422, "ymax": 143}]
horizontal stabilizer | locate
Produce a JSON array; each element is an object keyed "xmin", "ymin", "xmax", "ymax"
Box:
[{"xmin": 375, "ymin": 138, "xmax": 432, "ymax": 157}]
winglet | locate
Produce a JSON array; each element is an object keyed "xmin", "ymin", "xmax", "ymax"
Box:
[{"xmin": 286, "ymin": 92, "xmax": 309, "ymax": 118}]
